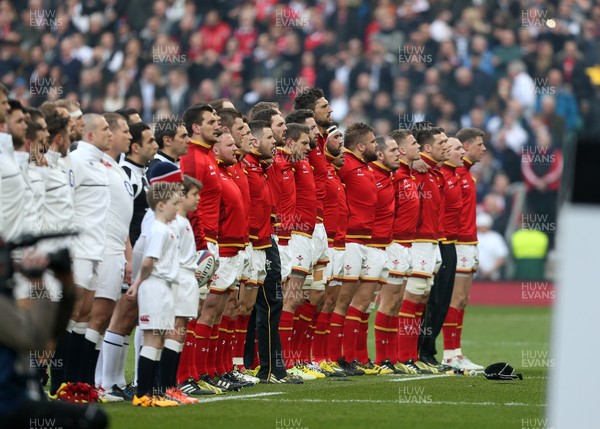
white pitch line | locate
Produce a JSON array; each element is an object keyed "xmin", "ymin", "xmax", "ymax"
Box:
[
  {"xmin": 240, "ymin": 398, "xmax": 546, "ymax": 407},
  {"xmin": 197, "ymin": 391, "xmax": 285, "ymax": 403},
  {"xmin": 391, "ymin": 374, "xmax": 450, "ymax": 382}
]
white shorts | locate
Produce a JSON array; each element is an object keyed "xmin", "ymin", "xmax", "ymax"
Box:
[
  {"xmin": 312, "ymin": 223, "xmax": 329, "ymax": 267},
  {"xmin": 174, "ymin": 268, "xmax": 200, "ymax": 318},
  {"xmin": 138, "ymin": 276, "xmax": 174, "ymax": 330},
  {"xmin": 73, "ymin": 258, "xmax": 100, "ymax": 291},
  {"xmin": 409, "ymin": 242, "xmax": 437, "ymax": 279},
  {"xmin": 278, "ymin": 244, "xmax": 292, "ymax": 281},
  {"xmin": 210, "ymin": 253, "xmax": 243, "ymax": 293},
  {"xmin": 95, "ymin": 253, "xmax": 126, "ymax": 301},
  {"xmin": 240, "ymin": 244, "xmax": 253, "ymax": 283},
  {"xmin": 456, "ymin": 244, "xmax": 479, "ymax": 274},
  {"xmin": 386, "ymin": 243, "xmax": 412, "ymax": 285},
  {"xmin": 289, "ymin": 233, "xmax": 313, "ymax": 277},
  {"xmin": 343, "ymin": 243, "xmax": 388, "ymax": 282},
  {"xmin": 324, "ymin": 248, "xmax": 345, "ymax": 286},
  {"xmin": 249, "ymin": 247, "xmax": 267, "ymax": 286}
]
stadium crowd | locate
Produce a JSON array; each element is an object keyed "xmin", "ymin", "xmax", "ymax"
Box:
[{"xmin": 0, "ymin": 0, "xmax": 594, "ymax": 265}]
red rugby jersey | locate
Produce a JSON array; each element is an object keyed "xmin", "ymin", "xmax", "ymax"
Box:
[
  {"xmin": 292, "ymin": 158, "xmax": 317, "ymax": 237},
  {"xmin": 271, "ymin": 148, "xmax": 296, "ymax": 244},
  {"xmin": 228, "ymin": 156, "xmax": 250, "ymax": 245},
  {"xmin": 243, "ymin": 151, "xmax": 273, "ymax": 249},
  {"xmin": 368, "ymin": 161, "xmax": 395, "ymax": 247},
  {"xmin": 216, "ymin": 161, "xmax": 246, "ymax": 256},
  {"xmin": 308, "ymin": 132, "xmax": 328, "ymax": 221},
  {"xmin": 440, "ymin": 162, "xmax": 463, "ymax": 243},
  {"xmin": 456, "ymin": 157, "xmax": 478, "ymax": 244},
  {"xmin": 392, "ymin": 160, "xmax": 419, "ymax": 242},
  {"xmin": 338, "ymin": 149, "xmax": 377, "ymax": 244},
  {"xmin": 324, "ymin": 152, "xmax": 348, "ymax": 249},
  {"xmin": 180, "ymin": 140, "xmax": 221, "ymax": 249},
  {"xmin": 413, "ymin": 153, "xmax": 443, "ymax": 242}
]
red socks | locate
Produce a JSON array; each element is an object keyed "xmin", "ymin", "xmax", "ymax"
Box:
[
  {"xmin": 327, "ymin": 312, "xmax": 345, "ymax": 362},
  {"xmin": 297, "ymin": 303, "xmax": 317, "ymax": 363},
  {"xmin": 206, "ymin": 324, "xmax": 220, "ymax": 377},
  {"xmin": 279, "ymin": 310, "xmax": 295, "ymax": 368},
  {"xmin": 312, "ymin": 312, "xmax": 330, "ymax": 362},
  {"xmin": 443, "ymin": 306, "xmax": 459, "ymax": 351},
  {"xmin": 176, "ymin": 319, "xmax": 197, "ymax": 384},
  {"xmin": 233, "ymin": 314, "xmax": 250, "ymax": 370},
  {"xmin": 355, "ymin": 311, "xmax": 370, "ymax": 364},
  {"xmin": 342, "ymin": 306, "xmax": 362, "ymax": 362},
  {"xmin": 194, "ymin": 322, "xmax": 211, "ymax": 378},
  {"xmin": 375, "ymin": 311, "xmax": 395, "ymax": 364},
  {"xmin": 397, "ymin": 300, "xmax": 417, "ymax": 362}
]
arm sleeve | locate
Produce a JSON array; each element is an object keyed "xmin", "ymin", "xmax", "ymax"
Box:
[{"xmin": 143, "ymin": 225, "xmax": 165, "ymax": 259}]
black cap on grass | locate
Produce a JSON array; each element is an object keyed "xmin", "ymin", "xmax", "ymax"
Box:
[{"xmin": 483, "ymin": 362, "xmax": 523, "ymax": 381}]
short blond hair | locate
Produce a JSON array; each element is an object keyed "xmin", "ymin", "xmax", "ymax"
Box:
[{"xmin": 146, "ymin": 182, "xmax": 180, "ymax": 211}]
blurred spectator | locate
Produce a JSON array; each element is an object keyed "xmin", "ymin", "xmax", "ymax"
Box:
[
  {"xmin": 521, "ymin": 126, "xmax": 562, "ymax": 248},
  {"xmin": 475, "ymin": 213, "xmax": 508, "ymax": 281}
]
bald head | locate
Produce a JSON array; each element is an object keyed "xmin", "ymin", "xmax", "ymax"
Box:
[{"xmin": 82, "ymin": 113, "xmax": 113, "ymax": 151}]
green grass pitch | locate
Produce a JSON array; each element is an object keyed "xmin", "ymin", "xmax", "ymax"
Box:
[{"xmin": 104, "ymin": 305, "xmax": 550, "ymax": 429}]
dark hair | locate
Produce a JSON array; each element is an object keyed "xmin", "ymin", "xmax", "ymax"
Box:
[
  {"xmin": 154, "ymin": 118, "xmax": 183, "ymax": 149},
  {"xmin": 115, "ymin": 107, "xmax": 140, "ymax": 123},
  {"xmin": 0, "ymin": 82, "xmax": 8, "ymax": 96},
  {"xmin": 285, "ymin": 123, "xmax": 310, "ymax": 142},
  {"xmin": 217, "ymin": 108, "xmax": 243, "ymax": 131},
  {"xmin": 128, "ymin": 122, "xmax": 151, "ymax": 154},
  {"xmin": 294, "ymin": 87, "xmax": 325, "ymax": 111},
  {"xmin": 248, "ymin": 120, "xmax": 270, "ymax": 139},
  {"xmin": 413, "ymin": 125, "xmax": 436, "ymax": 150},
  {"xmin": 248, "ymin": 101, "xmax": 279, "ymax": 120},
  {"xmin": 182, "ymin": 103, "xmax": 214, "ymax": 135},
  {"xmin": 344, "ymin": 122, "xmax": 374, "ymax": 150},
  {"xmin": 8, "ymin": 99, "xmax": 23, "ymax": 113},
  {"xmin": 25, "ymin": 120, "xmax": 43, "ymax": 141},
  {"xmin": 455, "ymin": 127, "xmax": 484, "ymax": 144},
  {"xmin": 285, "ymin": 109, "xmax": 314, "ymax": 125},
  {"xmin": 252, "ymin": 108, "xmax": 279, "ymax": 124},
  {"xmin": 182, "ymin": 174, "xmax": 203, "ymax": 194},
  {"xmin": 46, "ymin": 113, "xmax": 70, "ymax": 142},
  {"xmin": 26, "ymin": 107, "xmax": 44, "ymax": 121}
]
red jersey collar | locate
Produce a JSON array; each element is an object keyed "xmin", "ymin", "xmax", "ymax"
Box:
[
  {"xmin": 344, "ymin": 147, "xmax": 368, "ymax": 164},
  {"xmin": 370, "ymin": 161, "xmax": 392, "ymax": 173},
  {"xmin": 420, "ymin": 153, "xmax": 439, "ymax": 168},
  {"xmin": 190, "ymin": 139, "xmax": 212, "ymax": 151},
  {"xmin": 462, "ymin": 156, "xmax": 475, "ymax": 170}
]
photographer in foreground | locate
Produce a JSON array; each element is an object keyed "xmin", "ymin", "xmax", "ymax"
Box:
[{"xmin": 0, "ymin": 241, "xmax": 108, "ymax": 429}]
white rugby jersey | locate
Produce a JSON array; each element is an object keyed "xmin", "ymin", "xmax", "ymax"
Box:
[
  {"xmin": 175, "ymin": 213, "xmax": 196, "ymax": 271},
  {"xmin": 70, "ymin": 141, "xmax": 110, "ymax": 261},
  {"xmin": 144, "ymin": 220, "xmax": 179, "ymax": 283},
  {"xmin": 14, "ymin": 151, "xmax": 43, "ymax": 235},
  {"xmin": 0, "ymin": 132, "xmax": 26, "ymax": 241},
  {"xmin": 40, "ymin": 150, "xmax": 75, "ymax": 236},
  {"xmin": 102, "ymin": 153, "xmax": 134, "ymax": 254}
]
